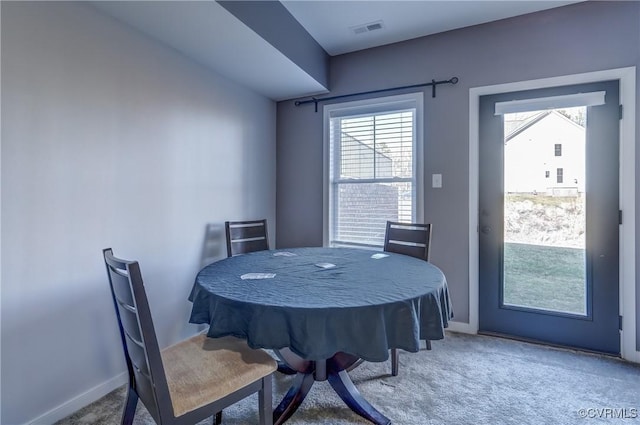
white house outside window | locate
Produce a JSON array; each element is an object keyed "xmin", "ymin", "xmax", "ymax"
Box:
[{"xmin": 323, "ymin": 93, "xmax": 424, "ymax": 248}]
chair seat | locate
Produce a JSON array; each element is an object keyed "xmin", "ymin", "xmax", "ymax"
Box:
[{"xmin": 161, "ymin": 334, "xmax": 277, "ymax": 417}]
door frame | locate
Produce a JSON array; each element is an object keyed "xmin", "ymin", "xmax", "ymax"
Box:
[{"xmin": 468, "ymin": 67, "xmax": 638, "ymax": 362}]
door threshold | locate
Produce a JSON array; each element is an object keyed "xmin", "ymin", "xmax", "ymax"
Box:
[{"xmin": 477, "ymin": 331, "xmax": 621, "ymax": 358}]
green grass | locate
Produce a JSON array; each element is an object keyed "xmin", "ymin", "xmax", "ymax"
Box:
[{"xmin": 503, "ymin": 242, "xmax": 586, "ymax": 315}]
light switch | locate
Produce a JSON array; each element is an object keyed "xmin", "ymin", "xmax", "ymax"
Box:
[{"xmin": 432, "ymin": 173, "xmax": 442, "ymax": 188}]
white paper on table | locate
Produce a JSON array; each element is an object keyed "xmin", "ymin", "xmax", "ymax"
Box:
[
  {"xmin": 273, "ymin": 251, "xmax": 297, "ymax": 257},
  {"xmin": 315, "ymin": 262, "xmax": 336, "ymax": 269},
  {"xmin": 371, "ymin": 253, "xmax": 389, "ymax": 259},
  {"xmin": 240, "ymin": 273, "xmax": 276, "ymax": 280}
]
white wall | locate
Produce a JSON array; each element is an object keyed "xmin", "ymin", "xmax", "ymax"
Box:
[{"xmin": 1, "ymin": 2, "xmax": 276, "ymax": 424}]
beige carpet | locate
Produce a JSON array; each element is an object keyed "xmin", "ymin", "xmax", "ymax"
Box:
[{"xmin": 56, "ymin": 332, "xmax": 640, "ymax": 425}]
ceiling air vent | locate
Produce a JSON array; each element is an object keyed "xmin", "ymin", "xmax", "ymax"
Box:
[{"xmin": 350, "ymin": 20, "xmax": 384, "ymax": 35}]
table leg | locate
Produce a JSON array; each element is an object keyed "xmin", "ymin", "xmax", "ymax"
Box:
[
  {"xmin": 273, "ymin": 352, "xmax": 391, "ymax": 425},
  {"xmin": 327, "ymin": 370, "xmax": 392, "ymax": 425},
  {"xmin": 274, "ymin": 348, "xmax": 313, "ymax": 373},
  {"xmin": 276, "ymin": 361, "xmax": 298, "ymax": 375},
  {"xmin": 273, "ymin": 372, "xmax": 315, "ymax": 425}
]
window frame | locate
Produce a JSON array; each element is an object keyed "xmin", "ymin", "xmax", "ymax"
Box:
[{"xmin": 322, "ymin": 92, "xmax": 424, "ymax": 248}]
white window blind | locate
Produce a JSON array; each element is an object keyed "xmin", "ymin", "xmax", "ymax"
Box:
[{"xmin": 325, "ymin": 93, "xmax": 423, "ymax": 248}]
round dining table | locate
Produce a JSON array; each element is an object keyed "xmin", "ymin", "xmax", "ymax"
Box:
[{"xmin": 189, "ymin": 247, "xmax": 452, "ymax": 425}]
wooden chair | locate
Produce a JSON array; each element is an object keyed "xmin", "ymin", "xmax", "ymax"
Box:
[
  {"xmin": 225, "ymin": 219, "xmax": 269, "ymax": 257},
  {"xmin": 384, "ymin": 221, "xmax": 433, "ymax": 376},
  {"xmin": 103, "ymin": 248, "xmax": 276, "ymax": 425},
  {"xmin": 384, "ymin": 221, "xmax": 432, "ymax": 262}
]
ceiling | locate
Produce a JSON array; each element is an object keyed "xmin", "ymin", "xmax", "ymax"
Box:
[
  {"xmin": 282, "ymin": 1, "xmax": 580, "ymax": 56},
  {"xmin": 92, "ymin": 1, "xmax": 581, "ymax": 101}
]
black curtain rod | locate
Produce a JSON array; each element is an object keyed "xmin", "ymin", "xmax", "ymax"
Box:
[{"xmin": 294, "ymin": 77, "xmax": 459, "ymax": 112}]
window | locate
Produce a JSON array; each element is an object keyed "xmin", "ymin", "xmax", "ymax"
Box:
[
  {"xmin": 324, "ymin": 93, "xmax": 423, "ymax": 248},
  {"xmin": 554, "ymin": 143, "xmax": 562, "ymax": 156},
  {"xmin": 545, "ymin": 170, "xmax": 550, "ymax": 178},
  {"xmin": 557, "ymin": 167, "xmax": 564, "ymax": 183}
]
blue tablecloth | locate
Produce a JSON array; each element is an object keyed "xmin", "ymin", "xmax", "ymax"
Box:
[{"xmin": 189, "ymin": 247, "xmax": 452, "ymax": 362}]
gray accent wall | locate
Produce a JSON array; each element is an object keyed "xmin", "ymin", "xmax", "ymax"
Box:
[
  {"xmin": 276, "ymin": 1, "xmax": 640, "ymax": 336},
  {"xmin": 1, "ymin": 2, "xmax": 276, "ymax": 424}
]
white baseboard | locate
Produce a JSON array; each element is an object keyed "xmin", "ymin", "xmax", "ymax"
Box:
[
  {"xmin": 623, "ymin": 347, "xmax": 640, "ymax": 364},
  {"xmin": 446, "ymin": 320, "xmax": 476, "ymax": 334},
  {"xmin": 26, "ymin": 372, "xmax": 127, "ymax": 425}
]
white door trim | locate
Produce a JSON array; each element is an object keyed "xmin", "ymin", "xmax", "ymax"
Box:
[{"xmin": 468, "ymin": 67, "xmax": 638, "ymax": 362}]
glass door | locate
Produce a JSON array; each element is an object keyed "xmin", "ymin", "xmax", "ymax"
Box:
[
  {"xmin": 479, "ymin": 81, "xmax": 620, "ymax": 354},
  {"xmin": 503, "ymin": 106, "xmax": 587, "ymax": 315}
]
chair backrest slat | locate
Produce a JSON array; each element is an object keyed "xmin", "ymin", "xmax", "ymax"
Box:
[
  {"xmin": 383, "ymin": 221, "xmax": 432, "ymax": 262},
  {"xmin": 110, "ymin": 271, "xmax": 144, "ymax": 345},
  {"xmin": 103, "ymin": 248, "xmax": 172, "ymax": 423},
  {"xmin": 230, "ymin": 239, "xmax": 269, "ymax": 256},
  {"xmin": 225, "ymin": 219, "xmax": 269, "ymax": 257},
  {"xmin": 110, "ymin": 268, "xmax": 135, "ymax": 307},
  {"xmin": 123, "ymin": 325, "xmax": 150, "ymax": 377}
]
